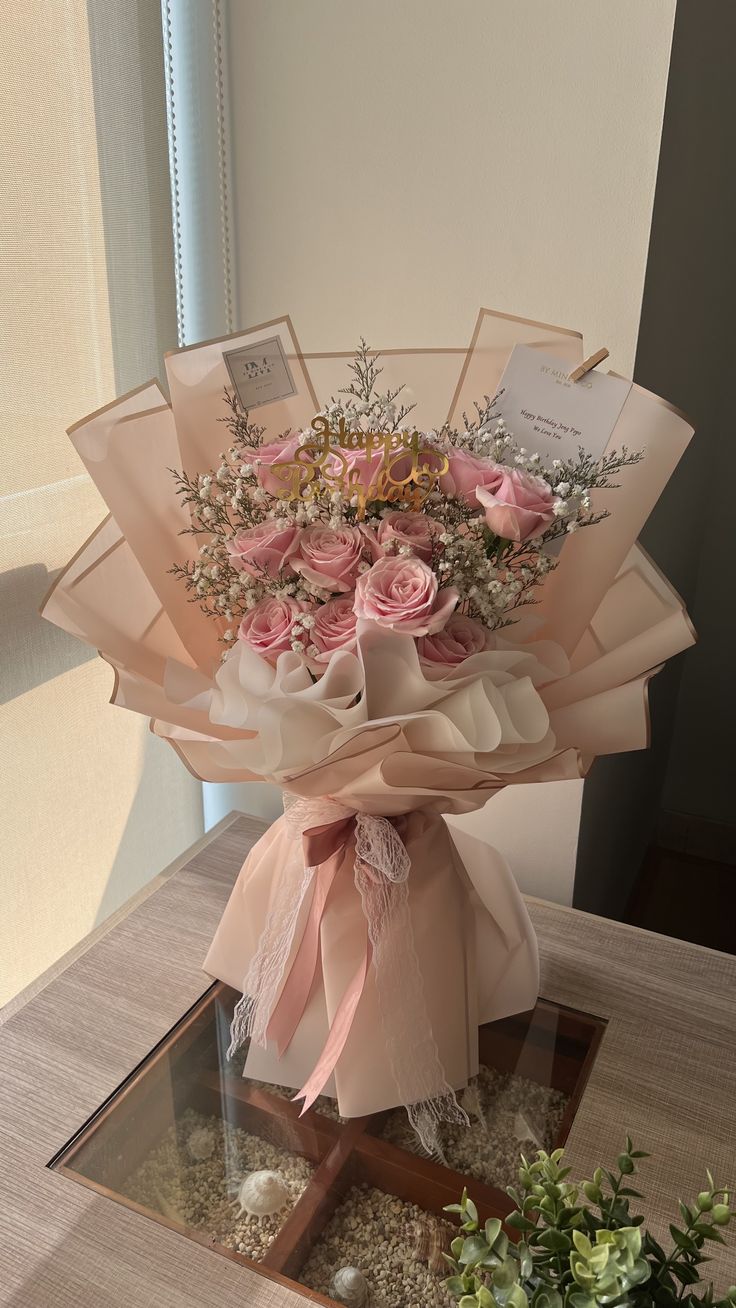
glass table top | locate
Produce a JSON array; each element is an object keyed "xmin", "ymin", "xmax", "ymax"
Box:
[{"xmin": 51, "ymin": 983, "xmax": 605, "ymax": 1307}]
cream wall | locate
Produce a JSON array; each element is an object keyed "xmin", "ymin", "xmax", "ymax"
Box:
[{"xmin": 222, "ymin": 0, "xmax": 677, "ymax": 902}]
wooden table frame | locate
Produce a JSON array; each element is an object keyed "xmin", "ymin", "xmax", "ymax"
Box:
[{"xmin": 1, "ymin": 812, "xmax": 734, "ymax": 1306}]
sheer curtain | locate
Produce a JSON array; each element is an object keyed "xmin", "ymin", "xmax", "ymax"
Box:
[{"xmin": 0, "ymin": 1, "xmax": 203, "ymax": 1006}]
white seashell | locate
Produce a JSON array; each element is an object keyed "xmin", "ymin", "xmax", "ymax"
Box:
[
  {"xmin": 186, "ymin": 1125, "xmax": 216, "ymax": 1161},
  {"xmin": 235, "ymin": 1169, "xmax": 289, "ymax": 1218},
  {"xmin": 330, "ymin": 1265, "xmax": 369, "ymax": 1307},
  {"xmin": 411, "ymin": 1217, "xmax": 449, "ymax": 1276}
]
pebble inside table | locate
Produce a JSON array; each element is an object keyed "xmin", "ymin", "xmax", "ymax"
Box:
[{"xmin": 1, "ymin": 812, "xmax": 734, "ymax": 1307}]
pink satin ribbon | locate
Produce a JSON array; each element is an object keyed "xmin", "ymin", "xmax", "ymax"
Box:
[
  {"xmin": 264, "ymin": 813, "xmax": 370, "ymax": 1114},
  {"xmin": 293, "ymin": 933, "xmax": 372, "ymax": 1113},
  {"xmin": 265, "ymin": 821, "xmax": 351, "ymax": 1055}
]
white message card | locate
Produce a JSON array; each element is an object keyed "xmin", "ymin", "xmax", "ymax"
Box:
[
  {"xmin": 223, "ymin": 335, "xmax": 298, "ymax": 412},
  {"xmin": 496, "ymin": 345, "xmax": 632, "ymax": 464}
]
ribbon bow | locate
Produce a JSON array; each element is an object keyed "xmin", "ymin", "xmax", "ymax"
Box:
[{"xmin": 228, "ymin": 797, "xmax": 465, "ymax": 1151}]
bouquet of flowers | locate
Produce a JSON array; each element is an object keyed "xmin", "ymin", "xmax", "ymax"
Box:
[
  {"xmin": 43, "ymin": 310, "xmax": 695, "ymax": 1152},
  {"xmin": 170, "ymin": 340, "xmax": 639, "ymax": 661}
]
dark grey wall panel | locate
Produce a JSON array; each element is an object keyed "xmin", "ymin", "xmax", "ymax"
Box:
[{"xmin": 574, "ymin": 0, "xmax": 736, "ymax": 916}]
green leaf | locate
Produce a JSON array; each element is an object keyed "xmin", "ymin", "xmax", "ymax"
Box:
[
  {"xmin": 696, "ymin": 1227, "xmax": 727, "ymax": 1246},
  {"xmin": 539, "ymin": 1228, "xmax": 572, "ymax": 1253},
  {"xmin": 444, "ymin": 1275, "xmax": 469, "ymax": 1296},
  {"xmin": 618, "ymin": 1154, "xmax": 635, "ymax": 1175},
  {"xmin": 651, "ymin": 1282, "xmax": 679, "ymax": 1308},
  {"xmin": 506, "ymin": 1212, "xmax": 537, "ymax": 1232},
  {"xmin": 572, "ymin": 1230, "xmax": 593, "ymax": 1257},
  {"xmin": 680, "ymin": 1201, "xmax": 694, "ymax": 1225},
  {"xmin": 445, "ymin": 1203, "xmax": 465, "ymax": 1215},
  {"xmin": 506, "ymin": 1284, "xmax": 530, "ymax": 1308},
  {"xmin": 485, "ymin": 1218, "xmax": 503, "ymax": 1247},
  {"xmin": 532, "ymin": 1291, "xmax": 563, "ymax": 1308},
  {"xmin": 492, "ymin": 1255, "xmax": 520, "ymax": 1291},
  {"xmin": 559, "ymin": 1205, "xmax": 584, "ymax": 1225},
  {"xmin": 670, "ymin": 1225, "xmax": 698, "ymax": 1253},
  {"xmin": 465, "ymin": 1197, "xmax": 480, "ymax": 1226},
  {"xmin": 671, "ymin": 1264, "xmax": 701, "ymax": 1286},
  {"xmin": 492, "ymin": 1234, "xmax": 509, "ymax": 1263},
  {"xmin": 460, "ymin": 1236, "xmax": 491, "ymax": 1268},
  {"xmin": 477, "ymin": 1288, "xmax": 495, "ymax": 1308},
  {"xmin": 452, "ymin": 1236, "xmax": 466, "ymax": 1259},
  {"xmin": 517, "ymin": 1242, "xmax": 532, "ymax": 1280},
  {"xmin": 459, "ymin": 1297, "xmax": 481, "ymax": 1308}
]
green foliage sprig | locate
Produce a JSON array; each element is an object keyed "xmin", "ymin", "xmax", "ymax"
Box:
[{"xmin": 443, "ymin": 1141, "xmax": 734, "ymax": 1308}]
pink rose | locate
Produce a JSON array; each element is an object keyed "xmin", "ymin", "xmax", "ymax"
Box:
[
  {"xmin": 254, "ymin": 433, "xmax": 308, "ymax": 496},
  {"xmin": 311, "ymin": 593, "xmax": 358, "ymax": 663},
  {"xmin": 327, "ymin": 442, "xmax": 386, "ymax": 490},
  {"xmin": 226, "ymin": 520, "xmax": 298, "ymax": 579},
  {"xmin": 290, "ymin": 525, "xmax": 365, "ymax": 593},
  {"xmin": 440, "ymin": 449, "xmax": 505, "ymax": 507},
  {"xmin": 378, "ymin": 511, "xmax": 435, "ymax": 562},
  {"xmin": 238, "ymin": 596, "xmax": 309, "ymax": 663},
  {"xmin": 476, "ymin": 467, "xmax": 556, "ymax": 542},
  {"xmin": 354, "ymin": 555, "xmax": 458, "ymax": 636},
  {"xmin": 418, "ymin": 612, "xmax": 489, "ymax": 666},
  {"xmin": 325, "ymin": 443, "xmax": 413, "ymax": 504}
]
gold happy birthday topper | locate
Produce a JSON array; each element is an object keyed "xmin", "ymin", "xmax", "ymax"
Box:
[{"xmin": 270, "ymin": 415, "xmax": 449, "ymax": 517}]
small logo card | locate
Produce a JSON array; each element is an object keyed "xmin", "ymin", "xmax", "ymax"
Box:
[
  {"xmin": 496, "ymin": 345, "xmax": 632, "ymax": 464},
  {"xmin": 223, "ymin": 335, "xmax": 298, "ymax": 412}
]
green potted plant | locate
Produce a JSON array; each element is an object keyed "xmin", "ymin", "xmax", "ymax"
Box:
[{"xmin": 443, "ymin": 1140, "xmax": 734, "ymax": 1308}]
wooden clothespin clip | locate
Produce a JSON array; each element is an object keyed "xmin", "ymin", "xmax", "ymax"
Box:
[{"xmin": 568, "ymin": 347, "xmax": 609, "ymax": 383}]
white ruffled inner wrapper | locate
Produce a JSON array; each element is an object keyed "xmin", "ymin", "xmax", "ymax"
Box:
[{"xmin": 179, "ymin": 619, "xmax": 561, "ymax": 812}]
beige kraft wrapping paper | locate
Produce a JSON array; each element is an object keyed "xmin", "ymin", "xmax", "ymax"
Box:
[{"xmin": 41, "ymin": 309, "xmax": 696, "ymax": 1119}]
